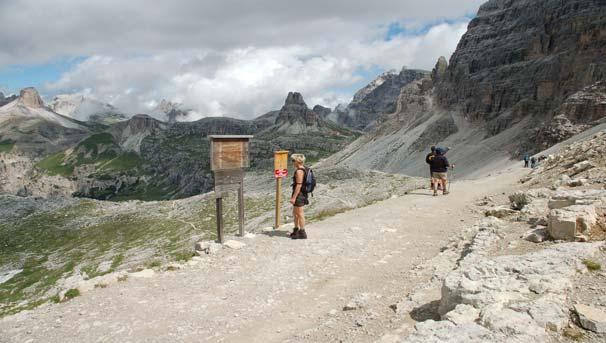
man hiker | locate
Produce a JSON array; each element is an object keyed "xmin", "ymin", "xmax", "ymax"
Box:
[
  {"xmin": 426, "ymin": 146, "xmax": 451, "ymax": 190},
  {"xmin": 523, "ymin": 154, "xmax": 529, "ymax": 168},
  {"xmin": 425, "ymin": 146, "xmax": 437, "ymax": 189},
  {"xmin": 430, "ymin": 147, "xmax": 453, "ymax": 196},
  {"xmin": 289, "ymin": 154, "xmax": 309, "ymax": 239}
]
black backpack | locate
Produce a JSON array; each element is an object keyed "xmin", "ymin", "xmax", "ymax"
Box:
[{"xmin": 303, "ymin": 167, "xmax": 316, "ymax": 195}]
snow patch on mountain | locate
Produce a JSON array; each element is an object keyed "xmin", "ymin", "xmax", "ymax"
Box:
[{"xmin": 49, "ymin": 94, "xmax": 124, "ymax": 122}]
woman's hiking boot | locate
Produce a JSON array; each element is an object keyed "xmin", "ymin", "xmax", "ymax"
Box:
[
  {"xmin": 289, "ymin": 227, "xmax": 299, "ymax": 238},
  {"xmin": 292, "ymin": 229, "xmax": 307, "ymax": 240}
]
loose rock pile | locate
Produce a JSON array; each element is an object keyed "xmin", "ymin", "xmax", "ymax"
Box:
[{"xmin": 395, "ymin": 130, "xmax": 606, "ymax": 342}]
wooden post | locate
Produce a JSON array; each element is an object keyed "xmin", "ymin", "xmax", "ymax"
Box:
[
  {"xmin": 273, "ymin": 150, "xmax": 289, "ymax": 229},
  {"xmin": 216, "ymin": 196, "xmax": 224, "ymax": 243},
  {"xmin": 275, "ymin": 177, "xmax": 282, "ymax": 229},
  {"xmin": 238, "ymin": 181, "xmax": 244, "ymax": 236}
]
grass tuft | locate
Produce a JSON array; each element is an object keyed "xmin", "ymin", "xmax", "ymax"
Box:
[
  {"xmin": 63, "ymin": 288, "xmax": 80, "ymax": 301},
  {"xmin": 582, "ymin": 259, "xmax": 601, "ymax": 271},
  {"xmin": 509, "ymin": 192, "xmax": 529, "ymax": 211},
  {"xmin": 562, "ymin": 327, "xmax": 584, "ymax": 341}
]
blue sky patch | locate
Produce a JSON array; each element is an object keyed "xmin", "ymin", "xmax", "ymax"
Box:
[
  {"xmin": 0, "ymin": 56, "xmax": 86, "ymax": 94},
  {"xmin": 384, "ymin": 14, "xmax": 475, "ymax": 41}
]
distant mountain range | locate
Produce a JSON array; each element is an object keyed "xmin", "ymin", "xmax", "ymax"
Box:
[
  {"xmin": 0, "ymin": 87, "xmax": 357, "ymax": 200},
  {"xmin": 2, "ymin": 0, "xmax": 605, "ymax": 201}
]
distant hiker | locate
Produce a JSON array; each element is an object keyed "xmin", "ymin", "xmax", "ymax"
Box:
[
  {"xmin": 430, "ymin": 148, "xmax": 453, "ymax": 196},
  {"xmin": 290, "ymin": 154, "xmax": 309, "ymax": 239},
  {"xmin": 530, "ymin": 156, "xmax": 537, "ymax": 168},
  {"xmin": 523, "ymin": 154, "xmax": 529, "ymax": 168},
  {"xmin": 426, "ymin": 146, "xmax": 451, "ymax": 190},
  {"xmin": 425, "ymin": 146, "xmax": 437, "ymax": 189}
]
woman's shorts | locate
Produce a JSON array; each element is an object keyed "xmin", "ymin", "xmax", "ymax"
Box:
[
  {"xmin": 432, "ymin": 172, "xmax": 448, "ymax": 180},
  {"xmin": 293, "ymin": 192, "xmax": 309, "ymax": 207}
]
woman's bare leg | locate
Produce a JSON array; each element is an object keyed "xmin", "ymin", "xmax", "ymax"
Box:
[
  {"xmin": 296, "ymin": 207, "xmax": 305, "ymax": 229},
  {"xmin": 293, "ymin": 206, "xmax": 299, "ymax": 228}
]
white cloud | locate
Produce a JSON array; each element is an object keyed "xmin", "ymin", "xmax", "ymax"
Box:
[{"xmin": 44, "ymin": 20, "xmax": 470, "ymax": 119}]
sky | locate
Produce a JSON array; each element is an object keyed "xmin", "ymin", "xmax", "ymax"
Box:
[{"xmin": 0, "ymin": 0, "xmax": 486, "ymax": 119}]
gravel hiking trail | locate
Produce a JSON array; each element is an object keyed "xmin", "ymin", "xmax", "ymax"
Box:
[{"xmin": 0, "ymin": 166, "xmax": 527, "ymax": 343}]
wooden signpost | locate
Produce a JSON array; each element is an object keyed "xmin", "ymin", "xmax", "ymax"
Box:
[
  {"xmin": 274, "ymin": 150, "xmax": 289, "ymax": 229},
  {"xmin": 209, "ymin": 135, "xmax": 252, "ymax": 243}
]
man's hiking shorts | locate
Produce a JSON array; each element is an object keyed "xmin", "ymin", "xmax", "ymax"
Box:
[{"xmin": 432, "ymin": 172, "xmax": 447, "ymax": 180}]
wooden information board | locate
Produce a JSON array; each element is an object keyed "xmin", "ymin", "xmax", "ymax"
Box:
[
  {"xmin": 210, "ymin": 136, "xmax": 252, "ymax": 171},
  {"xmin": 209, "ymin": 135, "xmax": 253, "ymax": 243}
]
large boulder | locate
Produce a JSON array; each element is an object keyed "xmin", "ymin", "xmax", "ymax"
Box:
[
  {"xmin": 548, "ymin": 189, "xmax": 606, "ymax": 209},
  {"xmin": 574, "ymin": 304, "xmax": 606, "ymax": 333},
  {"xmin": 548, "ymin": 205, "xmax": 598, "ymax": 241}
]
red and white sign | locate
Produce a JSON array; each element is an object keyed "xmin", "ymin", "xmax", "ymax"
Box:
[{"xmin": 274, "ymin": 169, "xmax": 288, "ymax": 178}]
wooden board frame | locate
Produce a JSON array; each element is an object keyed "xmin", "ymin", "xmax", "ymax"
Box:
[
  {"xmin": 209, "ymin": 135, "xmax": 253, "ymax": 171},
  {"xmin": 209, "ymin": 135, "xmax": 252, "ymax": 243}
]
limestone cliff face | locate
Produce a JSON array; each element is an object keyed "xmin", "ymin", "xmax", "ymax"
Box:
[
  {"xmin": 0, "ymin": 152, "xmax": 77, "ymax": 197},
  {"xmin": 18, "ymin": 87, "xmax": 44, "ymax": 108},
  {"xmin": 436, "ymin": 0, "xmax": 606, "ymax": 138},
  {"xmin": 110, "ymin": 114, "xmax": 167, "ymax": 153},
  {"xmin": 535, "ymin": 81, "xmax": 606, "ymax": 149},
  {"xmin": 342, "ymin": 69, "xmax": 429, "ymax": 131},
  {"xmin": 330, "ymin": 0, "xmax": 606, "ymax": 177}
]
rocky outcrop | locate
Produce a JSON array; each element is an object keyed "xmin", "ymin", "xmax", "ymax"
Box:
[
  {"xmin": 406, "ymin": 236, "xmax": 603, "ymax": 342},
  {"xmin": 0, "ymin": 92, "xmax": 17, "ymax": 107},
  {"xmin": 18, "ymin": 87, "xmax": 44, "ymax": 108},
  {"xmin": 0, "ymin": 153, "xmax": 77, "ymax": 197},
  {"xmin": 273, "ymin": 92, "xmax": 323, "ymax": 133},
  {"xmin": 436, "ymin": 0, "xmax": 606, "ymax": 149},
  {"xmin": 110, "ymin": 114, "xmax": 167, "ymax": 153},
  {"xmin": 535, "ymin": 82, "xmax": 606, "ymax": 149},
  {"xmin": 312, "ymin": 105, "xmax": 332, "ymax": 119},
  {"xmin": 340, "ymin": 68, "xmax": 429, "ymax": 131},
  {"xmin": 431, "ymin": 56, "xmax": 448, "ymax": 83},
  {"xmin": 151, "ymin": 99, "xmax": 191, "ymax": 123}
]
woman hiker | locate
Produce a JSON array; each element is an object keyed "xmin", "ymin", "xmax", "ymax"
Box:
[{"xmin": 289, "ymin": 154, "xmax": 308, "ymax": 239}]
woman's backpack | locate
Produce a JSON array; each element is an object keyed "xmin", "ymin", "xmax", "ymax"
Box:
[{"xmin": 303, "ymin": 168, "xmax": 316, "ymax": 195}]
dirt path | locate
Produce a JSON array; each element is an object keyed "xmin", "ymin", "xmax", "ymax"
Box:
[{"xmin": 0, "ymin": 166, "xmax": 528, "ymax": 343}]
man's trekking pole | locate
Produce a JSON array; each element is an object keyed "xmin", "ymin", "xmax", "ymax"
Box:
[{"xmin": 449, "ymin": 165, "xmax": 455, "ymax": 192}]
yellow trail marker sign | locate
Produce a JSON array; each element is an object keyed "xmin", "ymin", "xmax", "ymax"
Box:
[{"xmin": 274, "ymin": 150, "xmax": 289, "ymax": 229}]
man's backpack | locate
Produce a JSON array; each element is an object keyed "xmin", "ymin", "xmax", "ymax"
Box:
[{"xmin": 303, "ymin": 168, "xmax": 316, "ymax": 195}]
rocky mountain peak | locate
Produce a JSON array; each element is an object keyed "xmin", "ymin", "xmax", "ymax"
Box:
[
  {"xmin": 341, "ymin": 68, "xmax": 429, "ymax": 131},
  {"xmin": 273, "ymin": 92, "xmax": 323, "ymax": 133},
  {"xmin": 284, "ymin": 92, "xmax": 306, "ymax": 106},
  {"xmin": 0, "ymin": 92, "xmax": 4, "ymax": 101},
  {"xmin": 151, "ymin": 99, "xmax": 190, "ymax": 123},
  {"xmin": 126, "ymin": 114, "xmax": 164, "ymax": 131},
  {"xmin": 431, "ymin": 56, "xmax": 448, "ymax": 83},
  {"xmin": 18, "ymin": 87, "xmax": 44, "ymax": 108},
  {"xmin": 111, "ymin": 114, "xmax": 166, "ymax": 153},
  {"xmin": 155, "ymin": 99, "xmax": 179, "ymax": 113},
  {"xmin": 312, "ymin": 105, "xmax": 331, "ymax": 118}
]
